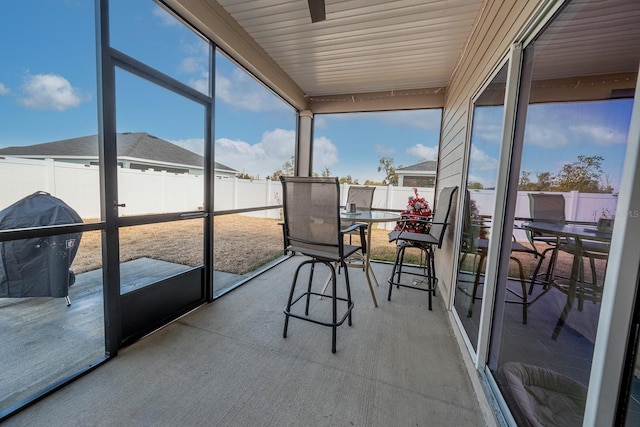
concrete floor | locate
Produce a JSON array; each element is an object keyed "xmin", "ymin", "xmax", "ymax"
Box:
[{"xmin": 2, "ymin": 258, "xmax": 489, "ymax": 426}]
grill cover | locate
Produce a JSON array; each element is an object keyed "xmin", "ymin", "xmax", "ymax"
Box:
[{"xmin": 0, "ymin": 192, "xmax": 82, "ymax": 298}]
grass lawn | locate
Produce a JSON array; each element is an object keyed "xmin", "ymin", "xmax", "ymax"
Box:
[{"xmin": 70, "ymin": 214, "xmax": 591, "ymax": 281}]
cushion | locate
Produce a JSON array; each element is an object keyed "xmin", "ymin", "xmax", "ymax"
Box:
[{"xmin": 498, "ymin": 362, "xmax": 587, "ymax": 427}]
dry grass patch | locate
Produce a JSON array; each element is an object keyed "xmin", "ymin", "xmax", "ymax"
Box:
[
  {"xmin": 70, "ymin": 215, "xmax": 593, "ymax": 281},
  {"xmin": 212, "ymin": 215, "xmax": 283, "ymax": 274},
  {"xmin": 71, "ymin": 215, "xmax": 284, "ymax": 275}
]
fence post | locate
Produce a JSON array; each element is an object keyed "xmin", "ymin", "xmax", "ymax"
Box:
[
  {"xmin": 343, "ymin": 182, "xmax": 350, "ymax": 205},
  {"xmin": 233, "ymin": 177, "xmax": 239, "ymax": 210},
  {"xmin": 567, "ymin": 190, "xmax": 579, "ymax": 221},
  {"xmin": 161, "ymin": 170, "xmax": 168, "ymax": 213},
  {"xmin": 266, "ymin": 178, "xmax": 272, "ymax": 205},
  {"xmin": 386, "ymin": 184, "xmax": 393, "ymax": 210},
  {"xmin": 45, "ymin": 158, "xmax": 55, "ymax": 194},
  {"xmin": 266, "ymin": 179, "xmax": 272, "ymax": 219},
  {"xmin": 383, "ymin": 184, "xmax": 395, "ymax": 230}
]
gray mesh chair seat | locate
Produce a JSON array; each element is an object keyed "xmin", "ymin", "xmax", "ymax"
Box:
[
  {"xmin": 526, "ymin": 193, "xmax": 567, "ymax": 292},
  {"xmin": 387, "ymin": 186, "xmax": 457, "ymax": 310},
  {"xmin": 280, "ymin": 176, "xmax": 367, "ymax": 353}
]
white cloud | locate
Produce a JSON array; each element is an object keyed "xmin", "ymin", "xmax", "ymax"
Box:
[
  {"xmin": 175, "ymin": 129, "xmax": 339, "ymax": 178},
  {"xmin": 469, "ymin": 145, "xmax": 499, "ymax": 172},
  {"xmin": 18, "ymin": 73, "xmax": 87, "ymax": 111},
  {"xmin": 215, "ymin": 69, "xmax": 286, "ymax": 112},
  {"xmin": 214, "ymin": 128, "xmax": 297, "ymax": 178},
  {"xmin": 523, "ymin": 123, "xmax": 570, "ymax": 149},
  {"xmin": 471, "ymin": 107, "xmax": 504, "ymax": 144},
  {"xmin": 171, "ymin": 138, "xmax": 204, "ymax": 156},
  {"xmin": 151, "ymin": 5, "xmax": 212, "ymax": 94},
  {"xmin": 569, "ymin": 123, "xmax": 628, "ymax": 145},
  {"xmin": 189, "ymin": 77, "xmax": 209, "ymax": 94},
  {"xmin": 179, "ymin": 40, "xmax": 210, "ymax": 94},
  {"xmin": 181, "ymin": 56, "xmax": 204, "ymax": 75},
  {"xmin": 312, "ymin": 136, "xmax": 339, "ymax": 171},
  {"xmin": 0, "ymin": 83, "xmax": 9, "ymax": 95},
  {"xmin": 406, "ymin": 144, "xmax": 438, "ymax": 161},
  {"xmin": 314, "ymin": 116, "xmax": 328, "ymax": 129}
]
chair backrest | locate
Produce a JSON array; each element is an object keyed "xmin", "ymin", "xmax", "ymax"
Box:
[
  {"xmin": 346, "ymin": 186, "xmax": 375, "ymax": 210},
  {"xmin": 280, "ymin": 176, "xmax": 341, "ymax": 256},
  {"xmin": 428, "ymin": 186, "xmax": 458, "ymax": 248},
  {"xmin": 528, "ymin": 193, "xmax": 565, "ymax": 222},
  {"xmin": 527, "ymin": 193, "xmax": 565, "ymax": 244}
]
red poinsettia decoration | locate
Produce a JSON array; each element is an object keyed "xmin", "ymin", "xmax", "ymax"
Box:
[{"xmin": 394, "ymin": 188, "xmax": 432, "ymax": 234}]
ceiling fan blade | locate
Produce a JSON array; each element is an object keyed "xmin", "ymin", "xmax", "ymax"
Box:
[{"xmin": 307, "ymin": 0, "xmax": 326, "ymax": 23}]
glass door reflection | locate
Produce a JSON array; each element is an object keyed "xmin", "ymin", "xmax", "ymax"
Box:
[{"xmin": 453, "ymin": 64, "xmax": 508, "ymax": 352}]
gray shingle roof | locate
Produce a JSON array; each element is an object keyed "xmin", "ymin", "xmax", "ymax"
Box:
[
  {"xmin": 397, "ymin": 160, "xmax": 437, "ymax": 172},
  {"xmin": 0, "ymin": 132, "xmax": 236, "ymax": 172}
]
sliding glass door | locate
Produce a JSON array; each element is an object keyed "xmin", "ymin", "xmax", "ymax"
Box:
[
  {"xmin": 484, "ymin": 1, "xmax": 639, "ymax": 425},
  {"xmin": 453, "ymin": 64, "xmax": 508, "ymax": 353}
]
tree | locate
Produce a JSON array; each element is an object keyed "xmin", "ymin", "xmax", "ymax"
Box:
[
  {"xmin": 555, "ymin": 155, "xmax": 604, "ymax": 193},
  {"xmin": 535, "ymin": 172, "xmax": 554, "ymax": 191},
  {"xmin": 311, "ymin": 167, "xmax": 330, "ymax": 177},
  {"xmin": 600, "ymin": 173, "xmax": 616, "ymax": 193},
  {"xmin": 519, "ymin": 155, "xmax": 613, "ymax": 193},
  {"xmin": 364, "ymin": 179, "xmax": 384, "ymax": 185},
  {"xmin": 518, "ymin": 171, "xmax": 533, "ymax": 190},
  {"xmin": 270, "ymin": 156, "xmax": 295, "ymax": 180},
  {"xmin": 377, "ymin": 156, "xmax": 398, "ymax": 185},
  {"xmin": 339, "ymin": 175, "xmax": 359, "ymax": 184},
  {"xmin": 467, "ymin": 181, "xmax": 484, "ymax": 190},
  {"xmin": 519, "ymin": 171, "xmax": 556, "ymax": 191}
]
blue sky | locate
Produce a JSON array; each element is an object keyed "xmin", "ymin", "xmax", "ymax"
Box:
[
  {"xmin": 0, "ymin": 0, "xmax": 633, "ymax": 187},
  {"xmin": 469, "ymin": 99, "xmax": 632, "ymax": 190}
]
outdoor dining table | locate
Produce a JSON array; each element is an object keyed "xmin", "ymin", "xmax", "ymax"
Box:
[
  {"xmin": 521, "ymin": 221, "xmax": 612, "ymax": 339},
  {"xmin": 339, "ymin": 209, "xmax": 401, "ymax": 307}
]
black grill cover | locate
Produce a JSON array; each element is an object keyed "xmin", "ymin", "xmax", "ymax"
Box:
[{"xmin": 0, "ymin": 192, "xmax": 83, "ymax": 298}]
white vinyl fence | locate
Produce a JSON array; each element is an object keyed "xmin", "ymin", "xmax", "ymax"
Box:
[{"xmin": 1, "ymin": 157, "xmax": 620, "ymax": 236}]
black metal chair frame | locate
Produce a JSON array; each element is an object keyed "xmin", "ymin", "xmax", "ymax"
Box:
[
  {"xmin": 387, "ymin": 186, "xmax": 458, "ymax": 310},
  {"xmin": 456, "ymin": 193, "xmax": 545, "ymax": 324},
  {"xmin": 280, "ymin": 176, "xmax": 367, "ymax": 353},
  {"xmin": 464, "ymin": 236, "xmax": 544, "ymax": 324}
]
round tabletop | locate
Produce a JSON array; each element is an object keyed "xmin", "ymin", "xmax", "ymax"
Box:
[{"xmin": 340, "ymin": 210, "xmax": 401, "ymax": 223}]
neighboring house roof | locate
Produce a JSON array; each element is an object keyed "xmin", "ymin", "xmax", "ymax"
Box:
[
  {"xmin": 0, "ymin": 132, "xmax": 237, "ymax": 173},
  {"xmin": 397, "ymin": 160, "xmax": 437, "ymax": 173}
]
